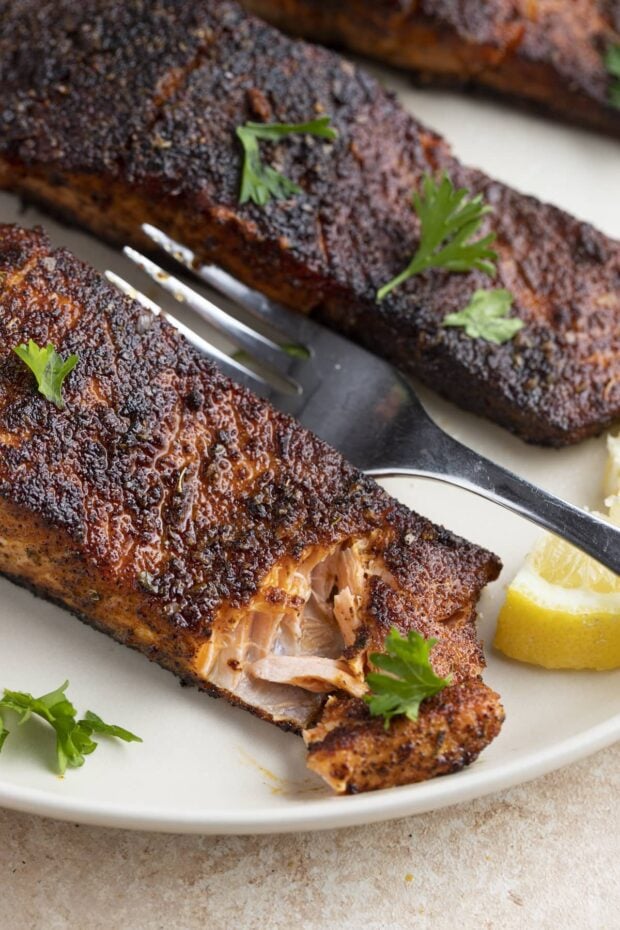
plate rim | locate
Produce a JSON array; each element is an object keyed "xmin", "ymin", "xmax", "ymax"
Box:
[{"xmin": 1, "ymin": 710, "xmax": 618, "ymax": 834}]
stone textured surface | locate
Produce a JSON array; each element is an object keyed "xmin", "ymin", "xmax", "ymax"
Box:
[{"xmin": 1, "ymin": 744, "xmax": 618, "ymax": 930}]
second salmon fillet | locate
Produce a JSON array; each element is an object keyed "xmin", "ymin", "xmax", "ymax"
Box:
[{"xmin": 0, "ymin": 0, "xmax": 618, "ymax": 446}]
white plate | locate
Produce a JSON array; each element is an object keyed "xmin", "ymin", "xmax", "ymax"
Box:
[{"xmin": 0, "ymin": 68, "xmax": 619, "ymax": 834}]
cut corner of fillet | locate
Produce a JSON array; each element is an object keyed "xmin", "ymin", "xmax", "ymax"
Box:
[{"xmin": 302, "ymin": 678, "xmax": 505, "ymax": 794}]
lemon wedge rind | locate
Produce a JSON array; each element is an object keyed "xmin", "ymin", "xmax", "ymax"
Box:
[{"xmin": 495, "ymin": 564, "xmax": 620, "ymax": 671}]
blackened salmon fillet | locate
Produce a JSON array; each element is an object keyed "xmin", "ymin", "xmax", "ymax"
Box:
[
  {"xmin": 244, "ymin": 0, "xmax": 620, "ymax": 137},
  {"xmin": 0, "ymin": 223, "xmax": 503, "ymax": 793},
  {"xmin": 0, "ymin": 0, "xmax": 618, "ymax": 446}
]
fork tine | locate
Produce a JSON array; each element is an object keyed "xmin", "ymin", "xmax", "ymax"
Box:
[
  {"xmin": 123, "ymin": 246, "xmax": 302, "ymax": 389},
  {"xmin": 141, "ymin": 224, "xmax": 310, "ymax": 348},
  {"xmin": 104, "ymin": 270, "xmax": 269, "ymax": 391}
]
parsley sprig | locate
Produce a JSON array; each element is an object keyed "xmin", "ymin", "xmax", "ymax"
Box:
[
  {"xmin": 605, "ymin": 45, "xmax": 620, "ymax": 108},
  {"xmin": 0, "ymin": 681, "xmax": 141, "ymax": 775},
  {"xmin": 364, "ymin": 628, "xmax": 451, "ymax": 729},
  {"xmin": 443, "ymin": 288, "xmax": 523, "ymax": 344},
  {"xmin": 236, "ymin": 116, "xmax": 338, "ymax": 206},
  {"xmin": 13, "ymin": 339, "xmax": 78, "ymax": 410},
  {"xmin": 377, "ymin": 174, "xmax": 498, "ymax": 301}
]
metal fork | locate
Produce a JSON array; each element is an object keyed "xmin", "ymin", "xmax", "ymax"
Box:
[{"xmin": 105, "ymin": 223, "xmax": 620, "ymax": 575}]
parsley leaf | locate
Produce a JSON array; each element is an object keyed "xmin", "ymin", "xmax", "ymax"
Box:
[
  {"xmin": 0, "ymin": 681, "xmax": 141, "ymax": 775},
  {"xmin": 13, "ymin": 339, "xmax": 79, "ymax": 410},
  {"xmin": 236, "ymin": 116, "xmax": 338, "ymax": 206},
  {"xmin": 605, "ymin": 45, "xmax": 620, "ymax": 108},
  {"xmin": 377, "ymin": 174, "xmax": 498, "ymax": 300},
  {"xmin": 77, "ymin": 710, "xmax": 143, "ymax": 745},
  {"xmin": 443, "ymin": 288, "xmax": 523, "ymax": 344},
  {"xmin": 364, "ymin": 628, "xmax": 451, "ymax": 729}
]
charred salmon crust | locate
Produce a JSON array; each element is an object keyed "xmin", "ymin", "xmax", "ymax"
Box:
[
  {"xmin": 1, "ymin": 1, "xmax": 617, "ymax": 447},
  {"xmin": 304, "ymin": 680, "xmax": 505, "ymax": 794},
  {"xmin": 243, "ymin": 0, "xmax": 620, "ymax": 137},
  {"xmin": 0, "ymin": 223, "xmax": 502, "ymax": 791}
]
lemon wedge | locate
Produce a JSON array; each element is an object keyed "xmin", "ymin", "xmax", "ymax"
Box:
[{"xmin": 494, "ymin": 431, "xmax": 620, "ymax": 670}]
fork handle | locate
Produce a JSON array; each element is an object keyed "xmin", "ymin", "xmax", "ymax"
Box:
[{"xmin": 367, "ymin": 433, "xmax": 620, "ymax": 575}]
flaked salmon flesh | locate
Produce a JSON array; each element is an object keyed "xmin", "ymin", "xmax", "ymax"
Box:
[{"xmin": 197, "ymin": 539, "xmax": 383, "ymax": 728}]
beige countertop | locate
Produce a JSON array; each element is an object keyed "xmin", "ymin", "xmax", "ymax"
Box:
[{"xmin": 1, "ymin": 743, "xmax": 617, "ymax": 930}]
